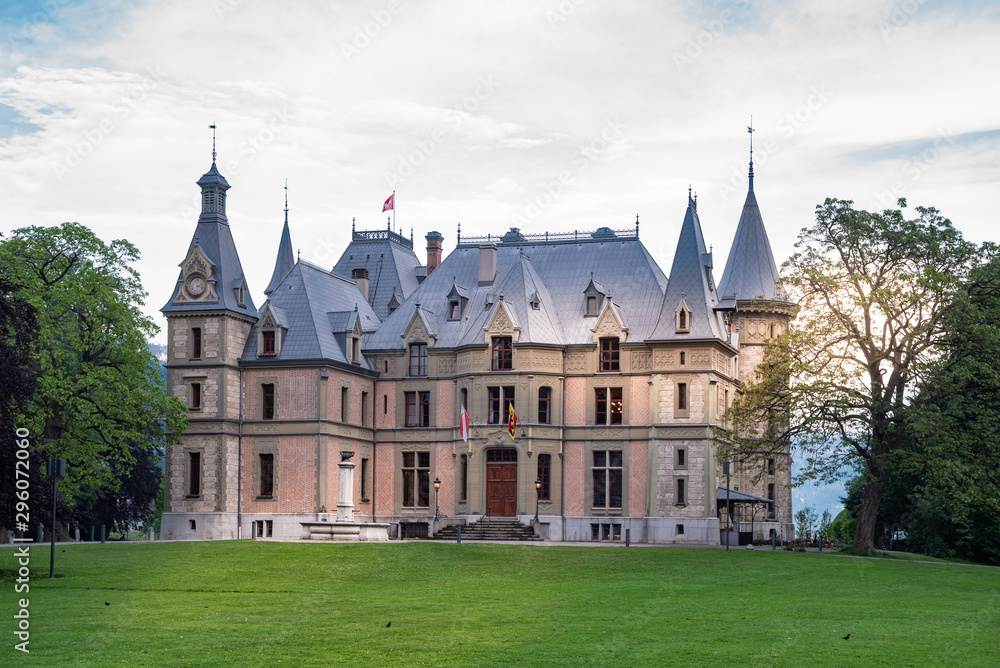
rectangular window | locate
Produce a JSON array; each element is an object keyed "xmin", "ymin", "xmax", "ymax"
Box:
[
  {"xmin": 680, "ymin": 351, "xmax": 686, "ymax": 365},
  {"xmin": 341, "ymin": 387, "xmax": 349, "ymax": 423},
  {"xmin": 188, "ymin": 452, "xmax": 200, "ymax": 496},
  {"xmin": 460, "ymin": 454, "xmax": 468, "ymax": 502},
  {"xmin": 404, "ymin": 391, "xmax": 430, "ymax": 427},
  {"xmin": 537, "ymin": 387, "xmax": 551, "ymax": 424},
  {"xmin": 676, "ymin": 478, "xmax": 686, "ymax": 505},
  {"xmin": 262, "ymin": 383, "xmax": 275, "ymax": 420},
  {"xmin": 192, "ymin": 327, "xmax": 202, "ymax": 359},
  {"xmin": 361, "ymin": 392, "xmax": 369, "ymax": 427},
  {"xmin": 678, "ymin": 383, "xmax": 687, "ymax": 411},
  {"xmin": 449, "ymin": 301, "xmax": 459, "ymax": 319},
  {"xmin": 538, "ymin": 454, "xmax": 551, "ymax": 501},
  {"xmin": 361, "ymin": 458, "xmax": 369, "ymax": 500},
  {"xmin": 402, "ymin": 451, "xmax": 430, "ymax": 507},
  {"xmin": 488, "ymin": 386, "xmax": 514, "ymax": 424},
  {"xmin": 678, "ymin": 310, "xmax": 687, "ymax": 330},
  {"xmin": 592, "ymin": 450, "xmax": 622, "ymax": 509},
  {"xmin": 262, "ymin": 330, "xmax": 275, "ymax": 355},
  {"xmin": 352, "ymin": 338, "xmax": 359, "ymax": 363},
  {"xmin": 595, "ymin": 388, "xmax": 623, "ymax": 425},
  {"xmin": 259, "ymin": 453, "xmax": 274, "ymax": 497},
  {"xmin": 491, "ymin": 336, "xmax": 512, "ymax": 370},
  {"xmin": 600, "ymin": 338, "xmax": 619, "ymax": 371},
  {"xmin": 409, "ymin": 343, "xmax": 427, "ymax": 376},
  {"xmin": 677, "ymin": 448, "xmax": 686, "ymax": 467},
  {"xmin": 768, "ymin": 458, "xmax": 775, "ymax": 476},
  {"xmin": 768, "ymin": 483, "xmax": 776, "ymax": 519},
  {"xmin": 586, "ymin": 296, "xmax": 597, "ymax": 316},
  {"xmin": 190, "ymin": 383, "xmax": 201, "ymax": 410}
]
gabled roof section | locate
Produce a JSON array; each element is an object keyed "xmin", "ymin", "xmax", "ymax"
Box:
[
  {"xmin": 447, "ymin": 281, "xmax": 470, "ymax": 301},
  {"xmin": 332, "ymin": 225, "xmax": 422, "ymax": 321},
  {"xmin": 264, "ymin": 219, "xmax": 295, "ymax": 297},
  {"xmin": 649, "ymin": 194, "xmax": 728, "ymax": 342},
  {"xmin": 364, "ymin": 230, "xmax": 666, "ymax": 351},
  {"xmin": 717, "ymin": 182, "xmax": 788, "ymax": 302},
  {"xmin": 242, "ymin": 260, "xmax": 380, "ymax": 365},
  {"xmin": 592, "ymin": 299, "xmax": 629, "ymax": 343},
  {"xmin": 401, "ymin": 305, "xmax": 437, "ymax": 347},
  {"xmin": 259, "ymin": 303, "xmax": 289, "ymax": 329}
]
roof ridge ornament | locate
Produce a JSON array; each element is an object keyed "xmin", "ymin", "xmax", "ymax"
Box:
[
  {"xmin": 284, "ymin": 178, "xmax": 289, "ymax": 224},
  {"xmin": 748, "ymin": 117, "xmax": 755, "ymax": 192},
  {"xmin": 209, "ymin": 122, "xmax": 217, "ymax": 163}
]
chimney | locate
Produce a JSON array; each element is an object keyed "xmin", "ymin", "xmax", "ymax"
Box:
[
  {"xmin": 425, "ymin": 231, "xmax": 444, "ymax": 276},
  {"xmin": 478, "ymin": 243, "xmax": 497, "ymax": 284},
  {"xmin": 352, "ymin": 268, "xmax": 369, "ymax": 300}
]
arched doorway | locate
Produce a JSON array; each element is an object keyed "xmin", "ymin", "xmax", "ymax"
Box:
[{"xmin": 486, "ymin": 449, "xmax": 517, "ymax": 516}]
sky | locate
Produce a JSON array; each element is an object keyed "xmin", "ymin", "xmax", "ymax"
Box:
[{"xmin": 2, "ymin": 0, "xmax": 999, "ymax": 519}]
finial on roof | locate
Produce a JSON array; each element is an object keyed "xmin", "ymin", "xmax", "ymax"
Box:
[
  {"xmin": 352, "ymin": 217, "xmax": 356, "ymax": 233},
  {"xmin": 284, "ymin": 178, "xmax": 288, "ymax": 224},
  {"xmin": 410, "ymin": 227, "xmax": 413, "ymax": 242},
  {"xmin": 748, "ymin": 117, "xmax": 755, "ymax": 192},
  {"xmin": 297, "ymin": 248, "xmax": 300, "ymax": 261},
  {"xmin": 387, "ymin": 217, "xmax": 391, "ymax": 230},
  {"xmin": 209, "ymin": 122, "xmax": 217, "ymax": 162},
  {"xmin": 457, "ymin": 221, "xmax": 461, "ymax": 244}
]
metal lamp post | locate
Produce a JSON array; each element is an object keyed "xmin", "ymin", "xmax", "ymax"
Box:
[
  {"xmin": 433, "ymin": 477, "xmax": 441, "ymax": 521},
  {"xmin": 534, "ymin": 477, "xmax": 541, "ymax": 523}
]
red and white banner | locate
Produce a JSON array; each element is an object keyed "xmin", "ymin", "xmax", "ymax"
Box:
[
  {"xmin": 460, "ymin": 404, "xmax": 470, "ymax": 443},
  {"xmin": 382, "ymin": 193, "xmax": 394, "ymax": 212}
]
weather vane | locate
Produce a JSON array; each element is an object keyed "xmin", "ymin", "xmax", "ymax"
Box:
[{"xmin": 209, "ymin": 122, "xmax": 217, "ymax": 162}]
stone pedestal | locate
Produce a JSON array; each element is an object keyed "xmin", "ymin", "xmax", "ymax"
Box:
[
  {"xmin": 337, "ymin": 451, "xmax": 356, "ymax": 522},
  {"xmin": 300, "ymin": 451, "xmax": 390, "ymax": 542}
]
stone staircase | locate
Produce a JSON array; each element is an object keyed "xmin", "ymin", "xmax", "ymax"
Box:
[{"xmin": 432, "ymin": 518, "xmax": 543, "ymax": 541}]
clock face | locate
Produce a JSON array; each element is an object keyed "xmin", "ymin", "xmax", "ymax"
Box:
[{"xmin": 188, "ymin": 277, "xmax": 206, "ymax": 297}]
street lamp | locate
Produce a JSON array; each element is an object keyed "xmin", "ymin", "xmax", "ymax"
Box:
[
  {"xmin": 534, "ymin": 477, "xmax": 541, "ymax": 523},
  {"xmin": 433, "ymin": 477, "xmax": 441, "ymax": 521}
]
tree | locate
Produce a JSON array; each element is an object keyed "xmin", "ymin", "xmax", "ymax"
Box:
[
  {"xmin": 817, "ymin": 509, "xmax": 832, "ymax": 541},
  {"xmin": 0, "ymin": 223, "xmax": 187, "ymax": 506},
  {"xmin": 727, "ymin": 199, "xmax": 981, "ymax": 551},
  {"xmin": 794, "ymin": 507, "xmax": 816, "ymax": 540},
  {"xmin": 0, "ymin": 239, "xmax": 42, "ymax": 539}
]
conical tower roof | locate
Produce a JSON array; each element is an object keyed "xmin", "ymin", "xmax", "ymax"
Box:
[
  {"xmin": 717, "ymin": 145, "xmax": 787, "ymax": 302},
  {"xmin": 265, "ymin": 218, "xmax": 294, "ymax": 297},
  {"xmin": 648, "ymin": 193, "xmax": 727, "ymax": 342}
]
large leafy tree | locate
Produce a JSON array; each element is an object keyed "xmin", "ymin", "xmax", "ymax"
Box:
[
  {"xmin": 0, "ymin": 223, "xmax": 187, "ymax": 506},
  {"xmin": 727, "ymin": 199, "xmax": 982, "ymax": 552},
  {"xmin": 0, "ymin": 238, "xmax": 42, "ymax": 538}
]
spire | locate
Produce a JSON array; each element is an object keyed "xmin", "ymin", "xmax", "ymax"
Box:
[
  {"xmin": 717, "ymin": 135, "xmax": 787, "ymax": 303},
  {"xmin": 264, "ymin": 184, "xmax": 295, "ymax": 296},
  {"xmin": 747, "ymin": 117, "xmax": 754, "ymax": 193},
  {"xmin": 648, "ymin": 190, "xmax": 727, "ymax": 341}
]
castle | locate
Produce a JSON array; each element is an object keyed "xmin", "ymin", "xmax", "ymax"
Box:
[{"xmin": 160, "ymin": 147, "xmax": 794, "ymax": 544}]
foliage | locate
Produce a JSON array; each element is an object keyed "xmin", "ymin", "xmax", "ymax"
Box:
[
  {"xmin": 817, "ymin": 509, "xmax": 832, "ymax": 539},
  {"xmin": 726, "ymin": 198, "xmax": 983, "ymax": 552},
  {"xmin": 794, "ymin": 506, "xmax": 817, "ymax": 540},
  {"xmin": 71, "ymin": 437, "xmax": 163, "ymax": 532},
  {"xmin": 828, "ymin": 509, "xmax": 855, "ymax": 544},
  {"xmin": 3, "ymin": 541, "xmax": 997, "ymax": 666},
  {"xmin": 0, "ymin": 223, "xmax": 187, "ymax": 506}
]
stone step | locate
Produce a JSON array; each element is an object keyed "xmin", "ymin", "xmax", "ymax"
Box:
[{"xmin": 432, "ymin": 519, "xmax": 542, "ymax": 541}]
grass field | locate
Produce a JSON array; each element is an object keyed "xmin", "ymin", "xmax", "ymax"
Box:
[{"xmin": 3, "ymin": 540, "xmax": 998, "ymax": 666}]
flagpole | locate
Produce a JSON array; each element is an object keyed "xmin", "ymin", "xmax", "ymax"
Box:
[{"xmin": 393, "ymin": 190, "xmax": 396, "ymax": 231}]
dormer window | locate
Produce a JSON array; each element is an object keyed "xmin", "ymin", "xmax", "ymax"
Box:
[
  {"xmin": 586, "ymin": 296, "xmax": 597, "ymax": 316},
  {"xmin": 675, "ymin": 299, "xmax": 691, "ymax": 333},
  {"xmin": 491, "ymin": 336, "xmax": 512, "ymax": 370},
  {"xmin": 262, "ymin": 330, "xmax": 276, "ymax": 356},
  {"xmin": 236, "ymin": 284, "xmax": 245, "ymax": 307},
  {"xmin": 449, "ymin": 300, "xmax": 460, "ymax": 319},
  {"xmin": 352, "ymin": 337, "xmax": 360, "ymax": 364}
]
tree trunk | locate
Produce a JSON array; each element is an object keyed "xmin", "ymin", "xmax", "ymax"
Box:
[{"xmin": 853, "ymin": 468, "xmax": 889, "ymax": 551}]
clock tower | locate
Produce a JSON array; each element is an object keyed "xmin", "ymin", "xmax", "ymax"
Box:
[{"xmin": 160, "ymin": 157, "xmax": 257, "ymax": 540}]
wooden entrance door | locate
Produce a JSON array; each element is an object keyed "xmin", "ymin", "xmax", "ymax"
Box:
[{"xmin": 486, "ymin": 449, "xmax": 517, "ymax": 516}]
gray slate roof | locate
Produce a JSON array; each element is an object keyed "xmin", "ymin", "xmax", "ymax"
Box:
[
  {"xmin": 717, "ymin": 486, "xmax": 773, "ymax": 504},
  {"xmin": 717, "ymin": 182, "xmax": 787, "ymax": 302},
  {"xmin": 161, "ymin": 163, "xmax": 257, "ymax": 318},
  {"xmin": 365, "ymin": 233, "xmax": 668, "ymax": 351},
  {"xmin": 264, "ymin": 219, "xmax": 295, "ymax": 296},
  {"xmin": 332, "ymin": 230, "xmax": 423, "ymax": 321},
  {"xmin": 648, "ymin": 195, "xmax": 728, "ymax": 342},
  {"xmin": 242, "ymin": 260, "xmax": 380, "ymax": 366}
]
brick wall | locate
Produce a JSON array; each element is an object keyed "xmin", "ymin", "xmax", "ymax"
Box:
[
  {"xmin": 436, "ymin": 443, "xmax": 455, "ymax": 515},
  {"xmin": 630, "ymin": 375, "xmax": 649, "ymax": 425},
  {"xmin": 377, "ymin": 381, "xmax": 396, "ymax": 429},
  {"xmin": 629, "ymin": 442, "xmax": 647, "ymax": 517},
  {"xmin": 242, "ymin": 434, "xmax": 318, "ymax": 514},
  {"xmin": 564, "ymin": 377, "xmax": 587, "ymax": 426}
]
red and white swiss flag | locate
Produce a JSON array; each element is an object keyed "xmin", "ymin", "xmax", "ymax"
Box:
[{"xmin": 382, "ymin": 193, "xmax": 394, "ymax": 212}]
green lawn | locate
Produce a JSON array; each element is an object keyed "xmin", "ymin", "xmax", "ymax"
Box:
[{"xmin": 3, "ymin": 541, "xmax": 998, "ymax": 666}]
